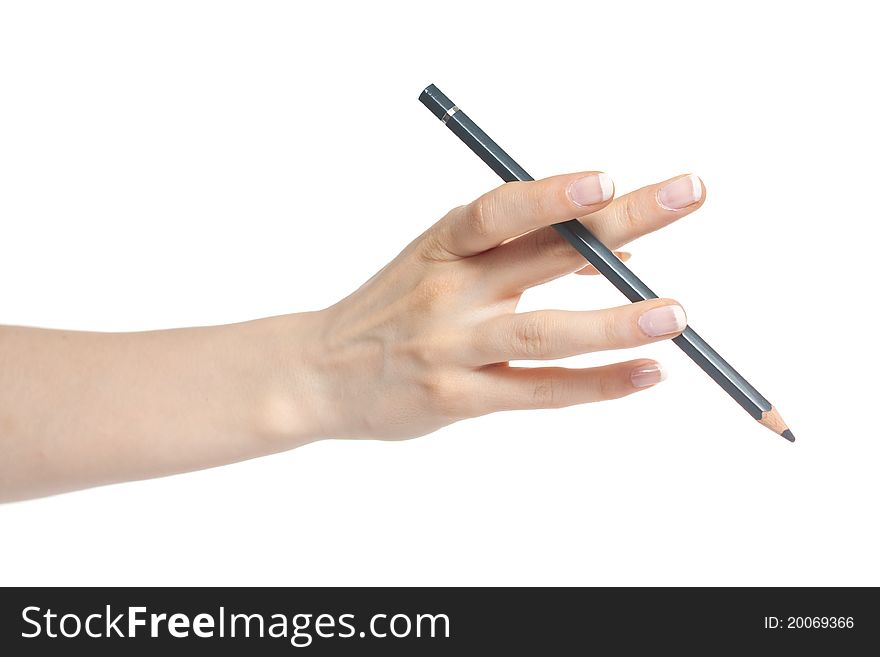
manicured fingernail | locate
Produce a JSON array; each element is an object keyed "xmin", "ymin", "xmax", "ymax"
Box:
[
  {"xmin": 657, "ymin": 174, "xmax": 702, "ymax": 210},
  {"xmin": 631, "ymin": 363, "xmax": 666, "ymax": 388},
  {"xmin": 567, "ymin": 173, "xmax": 614, "ymax": 207},
  {"xmin": 638, "ymin": 304, "xmax": 687, "ymax": 337}
]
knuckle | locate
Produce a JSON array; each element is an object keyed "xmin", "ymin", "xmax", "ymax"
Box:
[
  {"xmin": 466, "ymin": 195, "xmax": 493, "ymax": 239},
  {"xmin": 411, "ymin": 274, "xmax": 456, "ymax": 310},
  {"xmin": 600, "ymin": 311, "xmax": 624, "ymax": 347},
  {"xmin": 419, "ymin": 207, "xmax": 467, "ymax": 262},
  {"xmin": 418, "ymin": 371, "xmax": 448, "ymax": 398},
  {"xmin": 531, "ymin": 376, "xmax": 558, "ymax": 408},
  {"xmin": 619, "ymin": 194, "xmax": 646, "ymax": 234},
  {"xmin": 597, "ymin": 372, "xmax": 617, "ymax": 400},
  {"xmin": 420, "ymin": 371, "xmax": 468, "ymax": 418},
  {"xmin": 418, "ymin": 229, "xmax": 450, "ymax": 263},
  {"xmin": 524, "ymin": 184, "xmax": 553, "ymax": 220},
  {"xmin": 514, "ymin": 313, "xmax": 551, "ymax": 358},
  {"xmin": 399, "ymin": 336, "xmax": 439, "ymax": 367}
]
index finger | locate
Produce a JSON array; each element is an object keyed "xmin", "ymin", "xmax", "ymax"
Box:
[
  {"xmin": 421, "ymin": 171, "xmax": 614, "ymax": 260},
  {"xmin": 472, "ymin": 173, "xmax": 706, "ymax": 294}
]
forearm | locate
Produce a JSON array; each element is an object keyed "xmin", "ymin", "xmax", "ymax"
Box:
[
  {"xmin": 0, "ymin": 313, "xmax": 326, "ymax": 502},
  {"xmin": 1, "ymin": 170, "xmax": 704, "ymax": 502}
]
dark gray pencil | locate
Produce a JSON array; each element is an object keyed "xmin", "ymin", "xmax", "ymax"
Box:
[{"xmin": 419, "ymin": 83, "xmax": 794, "ymax": 442}]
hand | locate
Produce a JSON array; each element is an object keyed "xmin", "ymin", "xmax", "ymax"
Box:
[
  {"xmin": 0, "ymin": 170, "xmax": 705, "ymax": 500},
  {"xmin": 301, "ymin": 171, "xmax": 705, "ymax": 440}
]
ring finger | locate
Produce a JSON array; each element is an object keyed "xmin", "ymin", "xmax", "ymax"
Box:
[{"xmin": 463, "ymin": 299, "xmax": 686, "ymax": 365}]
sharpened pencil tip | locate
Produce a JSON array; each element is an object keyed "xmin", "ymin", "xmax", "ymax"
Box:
[{"xmin": 782, "ymin": 429, "xmax": 795, "ymax": 442}]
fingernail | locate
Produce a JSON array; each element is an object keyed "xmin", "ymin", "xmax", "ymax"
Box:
[
  {"xmin": 567, "ymin": 173, "xmax": 614, "ymax": 207},
  {"xmin": 631, "ymin": 363, "xmax": 666, "ymax": 388},
  {"xmin": 657, "ymin": 174, "xmax": 702, "ymax": 210},
  {"xmin": 638, "ymin": 304, "xmax": 687, "ymax": 337}
]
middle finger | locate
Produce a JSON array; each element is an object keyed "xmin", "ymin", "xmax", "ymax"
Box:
[{"xmin": 476, "ymin": 173, "xmax": 705, "ymax": 295}]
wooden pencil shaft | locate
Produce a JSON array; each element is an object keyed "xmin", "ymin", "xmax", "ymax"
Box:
[{"xmin": 419, "ymin": 84, "xmax": 772, "ymax": 420}]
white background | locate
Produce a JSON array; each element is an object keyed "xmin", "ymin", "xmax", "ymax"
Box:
[{"xmin": 1, "ymin": 1, "xmax": 877, "ymax": 586}]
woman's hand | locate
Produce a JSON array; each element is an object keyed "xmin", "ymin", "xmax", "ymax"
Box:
[
  {"xmin": 299, "ymin": 171, "xmax": 705, "ymax": 440},
  {"xmin": 0, "ymin": 170, "xmax": 704, "ymax": 500}
]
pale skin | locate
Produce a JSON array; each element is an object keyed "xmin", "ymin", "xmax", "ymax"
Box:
[{"xmin": 0, "ymin": 171, "xmax": 705, "ymax": 502}]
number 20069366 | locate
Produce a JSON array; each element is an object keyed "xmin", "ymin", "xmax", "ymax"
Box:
[{"xmin": 764, "ymin": 617, "xmax": 854, "ymax": 629}]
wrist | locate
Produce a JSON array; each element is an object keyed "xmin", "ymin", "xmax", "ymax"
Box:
[{"xmin": 234, "ymin": 310, "xmax": 335, "ymax": 447}]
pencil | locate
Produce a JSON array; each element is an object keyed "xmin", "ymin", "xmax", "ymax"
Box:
[{"xmin": 419, "ymin": 83, "xmax": 794, "ymax": 442}]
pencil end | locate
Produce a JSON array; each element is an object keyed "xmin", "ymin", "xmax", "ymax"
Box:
[
  {"xmin": 758, "ymin": 406, "xmax": 795, "ymax": 443},
  {"xmin": 419, "ymin": 84, "xmax": 455, "ymax": 121}
]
